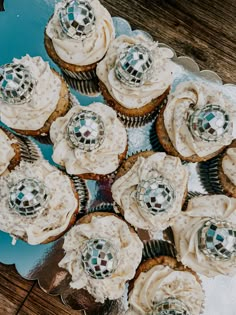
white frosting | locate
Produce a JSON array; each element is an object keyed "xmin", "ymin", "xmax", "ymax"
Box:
[
  {"xmin": 97, "ymin": 35, "xmax": 175, "ymax": 109},
  {"xmin": 50, "ymin": 103, "xmax": 127, "ymax": 175},
  {"xmin": 111, "ymin": 153, "xmax": 188, "ymax": 233},
  {"xmin": 0, "ymin": 55, "xmax": 61, "ymax": 131},
  {"xmin": 59, "ymin": 215, "xmax": 143, "ymax": 303},
  {"xmin": 164, "ymin": 81, "xmax": 235, "ymax": 157},
  {"xmin": 172, "ymin": 195, "xmax": 236, "ymax": 277},
  {"xmin": 127, "ymin": 265, "xmax": 204, "ymax": 315},
  {"xmin": 46, "ymin": 0, "xmax": 115, "ymax": 65},
  {"xmin": 222, "ymin": 148, "xmax": 236, "ymax": 186},
  {"xmin": 0, "ymin": 160, "xmax": 78, "ymax": 245},
  {"xmin": 0, "ymin": 129, "xmax": 16, "ymax": 175}
]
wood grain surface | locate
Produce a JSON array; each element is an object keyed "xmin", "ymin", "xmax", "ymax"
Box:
[{"xmin": 1, "ymin": 0, "xmax": 236, "ymax": 314}]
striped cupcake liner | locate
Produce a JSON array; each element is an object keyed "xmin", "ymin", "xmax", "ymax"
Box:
[
  {"xmin": 88, "ymin": 202, "xmax": 116, "ymax": 214},
  {"xmin": 117, "ymin": 97, "xmax": 167, "ymax": 128},
  {"xmin": 62, "ymin": 74, "xmax": 100, "ymax": 96},
  {"xmin": 62, "ymin": 68, "xmax": 96, "ymax": 80},
  {"xmin": 199, "ymin": 155, "xmax": 224, "ymax": 194},
  {"xmin": 69, "ymin": 175, "xmax": 89, "ymax": 216},
  {"xmin": 15, "ymin": 134, "xmax": 42, "ymax": 162},
  {"xmin": 142, "ymin": 239, "xmax": 177, "ymax": 260}
]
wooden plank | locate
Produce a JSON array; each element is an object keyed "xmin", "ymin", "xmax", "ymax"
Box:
[
  {"xmin": 18, "ymin": 284, "xmax": 82, "ymax": 315},
  {"xmin": 0, "ymin": 264, "xmax": 33, "ymax": 315}
]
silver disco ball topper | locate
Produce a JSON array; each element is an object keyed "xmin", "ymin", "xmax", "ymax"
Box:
[
  {"xmin": 59, "ymin": 0, "xmax": 96, "ymax": 40},
  {"xmin": 9, "ymin": 178, "xmax": 48, "ymax": 217},
  {"xmin": 81, "ymin": 239, "xmax": 118, "ymax": 279},
  {"xmin": 198, "ymin": 219, "xmax": 236, "ymax": 260},
  {"xmin": 152, "ymin": 297, "xmax": 190, "ymax": 315},
  {"xmin": 115, "ymin": 44, "xmax": 153, "ymax": 87},
  {"xmin": 0, "ymin": 63, "xmax": 34, "ymax": 104},
  {"xmin": 67, "ymin": 110, "xmax": 105, "ymax": 151},
  {"xmin": 136, "ymin": 177, "xmax": 175, "ymax": 215},
  {"xmin": 187, "ymin": 104, "xmax": 231, "ymax": 142}
]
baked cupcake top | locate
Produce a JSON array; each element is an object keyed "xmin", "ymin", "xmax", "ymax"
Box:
[
  {"xmin": 0, "ymin": 160, "xmax": 78, "ymax": 245},
  {"xmin": 127, "ymin": 264, "xmax": 203, "ymax": 315},
  {"xmin": 50, "ymin": 102, "xmax": 127, "ymax": 175},
  {"xmin": 0, "ymin": 128, "xmax": 16, "ymax": 176},
  {"xmin": 96, "ymin": 34, "xmax": 174, "ymax": 109},
  {"xmin": 172, "ymin": 195, "xmax": 236, "ymax": 277},
  {"xmin": 111, "ymin": 152, "xmax": 188, "ymax": 233},
  {"xmin": 46, "ymin": 0, "xmax": 114, "ymax": 65},
  {"xmin": 58, "ymin": 214, "xmax": 143, "ymax": 303},
  {"xmin": 0, "ymin": 55, "xmax": 61, "ymax": 131},
  {"xmin": 164, "ymin": 81, "xmax": 235, "ymax": 158},
  {"xmin": 222, "ymin": 147, "xmax": 236, "ymax": 186}
]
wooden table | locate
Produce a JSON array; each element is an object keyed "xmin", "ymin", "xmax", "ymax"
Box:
[{"xmin": 1, "ymin": 0, "xmax": 236, "ymax": 314}]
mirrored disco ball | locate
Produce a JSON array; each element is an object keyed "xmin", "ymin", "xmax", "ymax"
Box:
[
  {"xmin": 0, "ymin": 63, "xmax": 34, "ymax": 104},
  {"xmin": 136, "ymin": 177, "xmax": 175, "ymax": 215},
  {"xmin": 152, "ymin": 297, "xmax": 190, "ymax": 315},
  {"xmin": 187, "ymin": 104, "xmax": 231, "ymax": 142},
  {"xmin": 67, "ymin": 110, "xmax": 105, "ymax": 151},
  {"xmin": 81, "ymin": 239, "xmax": 118, "ymax": 279},
  {"xmin": 59, "ymin": 0, "xmax": 96, "ymax": 40},
  {"xmin": 115, "ymin": 44, "xmax": 153, "ymax": 87},
  {"xmin": 198, "ymin": 219, "xmax": 236, "ymax": 260},
  {"xmin": 9, "ymin": 178, "xmax": 48, "ymax": 216}
]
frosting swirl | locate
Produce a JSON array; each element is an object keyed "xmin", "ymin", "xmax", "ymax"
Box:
[
  {"xmin": 0, "ymin": 129, "xmax": 15, "ymax": 176},
  {"xmin": 172, "ymin": 195, "xmax": 236, "ymax": 277},
  {"xmin": 50, "ymin": 103, "xmax": 127, "ymax": 175},
  {"xmin": 222, "ymin": 147, "xmax": 236, "ymax": 186},
  {"xmin": 127, "ymin": 265, "xmax": 204, "ymax": 315},
  {"xmin": 164, "ymin": 81, "xmax": 235, "ymax": 157},
  {"xmin": 0, "ymin": 160, "xmax": 78, "ymax": 245},
  {"xmin": 111, "ymin": 153, "xmax": 188, "ymax": 233},
  {"xmin": 96, "ymin": 35, "xmax": 174, "ymax": 109},
  {"xmin": 58, "ymin": 215, "xmax": 143, "ymax": 303},
  {"xmin": 0, "ymin": 55, "xmax": 61, "ymax": 131},
  {"xmin": 46, "ymin": 0, "xmax": 115, "ymax": 65}
]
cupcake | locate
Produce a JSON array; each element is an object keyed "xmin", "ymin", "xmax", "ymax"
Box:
[
  {"xmin": 44, "ymin": 0, "xmax": 114, "ymax": 82},
  {"xmin": 172, "ymin": 195, "xmax": 236, "ymax": 277},
  {"xmin": 127, "ymin": 256, "xmax": 204, "ymax": 315},
  {"xmin": 0, "ymin": 55, "xmax": 70, "ymax": 137},
  {"xmin": 0, "ymin": 126, "xmax": 41, "ymax": 176},
  {"xmin": 0, "ymin": 160, "xmax": 80, "ymax": 245},
  {"xmin": 96, "ymin": 34, "xmax": 174, "ymax": 127},
  {"xmin": 58, "ymin": 212, "xmax": 143, "ymax": 312},
  {"xmin": 50, "ymin": 102, "xmax": 128, "ymax": 179},
  {"xmin": 111, "ymin": 151, "xmax": 188, "ymax": 234},
  {"xmin": 156, "ymin": 81, "xmax": 235, "ymax": 162},
  {"xmin": 218, "ymin": 140, "xmax": 236, "ymax": 197}
]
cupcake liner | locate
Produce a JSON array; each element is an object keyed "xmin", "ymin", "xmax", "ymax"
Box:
[
  {"xmin": 62, "ymin": 68, "xmax": 97, "ymax": 80},
  {"xmin": 199, "ymin": 155, "xmax": 224, "ymax": 194},
  {"xmin": 88, "ymin": 202, "xmax": 116, "ymax": 214},
  {"xmin": 62, "ymin": 73, "xmax": 100, "ymax": 96},
  {"xmin": 142, "ymin": 240, "xmax": 177, "ymax": 260},
  {"xmin": 69, "ymin": 175, "xmax": 89, "ymax": 215},
  {"xmin": 15, "ymin": 134, "xmax": 42, "ymax": 162},
  {"xmin": 117, "ymin": 97, "xmax": 167, "ymax": 128},
  {"xmin": 149, "ymin": 118, "xmax": 166, "ymax": 152}
]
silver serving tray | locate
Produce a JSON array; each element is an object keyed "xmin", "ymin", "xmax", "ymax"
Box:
[{"xmin": 1, "ymin": 1, "xmax": 236, "ymax": 314}]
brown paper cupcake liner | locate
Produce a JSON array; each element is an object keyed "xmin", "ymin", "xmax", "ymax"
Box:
[
  {"xmin": 117, "ymin": 97, "xmax": 167, "ymax": 128},
  {"xmin": 15, "ymin": 134, "xmax": 42, "ymax": 162},
  {"xmin": 199, "ymin": 155, "xmax": 224, "ymax": 194},
  {"xmin": 142, "ymin": 240, "xmax": 177, "ymax": 260},
  {"xmin": 88, "ymin": 202, "xmax": 116, "ymax": 214},
  {"xmin": 62, "ymin": 68, "xmax": 97, "ymax": 80},
  {"xmin": 62, "ymin": 73, "xmax": 100, "ymax": 96},
  {"xmin": 69, "ymin": 175, "xmax": 89, "ymax": 216}
]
